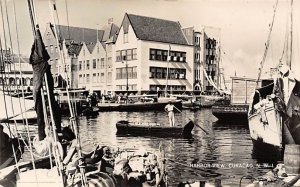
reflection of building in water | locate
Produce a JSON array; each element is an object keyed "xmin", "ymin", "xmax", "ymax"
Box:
[{"xmin": 0, "ymin": 50, "xmax": 33, "ymax": 93}]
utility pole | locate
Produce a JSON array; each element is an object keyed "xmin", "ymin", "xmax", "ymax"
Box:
[{"xmin": 122, "ymin": 56, "xmax": 128, "ymax": 103}]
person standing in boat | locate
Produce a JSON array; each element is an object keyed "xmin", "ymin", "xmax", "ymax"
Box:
[{"xmin": 165, "ymin": 100, "xmax": 179, "ymax": 127}]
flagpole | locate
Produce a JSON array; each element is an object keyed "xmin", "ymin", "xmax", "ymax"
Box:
[{"xmin": 164, "ymin": 45, "xmax": 170, "ymax": 97}]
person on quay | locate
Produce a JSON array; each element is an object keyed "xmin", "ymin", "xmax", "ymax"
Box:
[{"xmin": 164, "ymin": 100, "xmax": 179, "ymax": 127}]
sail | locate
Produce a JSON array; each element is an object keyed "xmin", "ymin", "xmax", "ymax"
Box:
[
  {"xmin": 0, "ymin": 94, "xmax": 35, "ymax": 121},
  {"xmin": 203, "ymin": 69, "xmax": 230, "ymax": 95}
]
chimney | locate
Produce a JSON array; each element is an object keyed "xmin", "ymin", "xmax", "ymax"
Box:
[{"xmin": 108, "ymin": 18, "xmax": 113, "ymax": 25}]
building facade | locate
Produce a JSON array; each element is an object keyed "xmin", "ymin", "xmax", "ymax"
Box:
[
  {"xmin": 182, "ymin": 26, "xmax": 221, "ymax": 94},
  {"xmin": 113, "ymin": 13, "xmax": 194, "ymax": 95},
  {"xmin": 0, "ymin": 50, "xmax": 33, "ymax": 92},
  {"xmin": 44, "ymin": 22, "xmax": 119, "ymax": 96}
]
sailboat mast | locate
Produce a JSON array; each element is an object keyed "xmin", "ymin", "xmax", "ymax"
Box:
[
  {"xmin": 164, "ymin": 45, "xmax": 170, "ymax": 96},
  {"xmin": 289, "ymin": 0, "xmax": 293, "ymax": 69},
  {"xmin": 255, "ymin": 0, "xmax": 279, "ymax": 88}
]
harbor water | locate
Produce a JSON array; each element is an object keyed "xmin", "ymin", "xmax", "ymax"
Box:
[{"xmin": 75, "ymin": 109, "xmax": 275, "ymax": 186}]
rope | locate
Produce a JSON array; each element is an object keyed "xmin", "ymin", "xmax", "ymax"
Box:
[
  {"xmin": 11, "ymin": 0, "xmax": 33, "ymax": 145},
  {"xmin": 48, "ymin": 1, "xmax": 87, "ymax": 185},
  {"xmin": 255, "ymin": 0, "xmax": 279, "ymax": 88}
]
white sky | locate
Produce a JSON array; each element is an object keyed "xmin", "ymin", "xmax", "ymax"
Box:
[{"xmin": 1, "ymin": 0, "xmax": 300, "ymax": 79}]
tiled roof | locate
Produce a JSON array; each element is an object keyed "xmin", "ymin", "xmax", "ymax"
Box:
[
  {"xmin": 50, "ymin": 24, "xmax": 119, "ymax": 54},
  {"xmin": 53, "ymin": 25, "xmax": 102, "ymax": 44},
  {"xmin": 127, "ymin": 14, "xmax": 188, "ymax": 45}
]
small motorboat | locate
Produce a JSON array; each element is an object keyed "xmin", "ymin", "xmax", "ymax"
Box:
[{"xmin": 116, "ymin": 120, "xmax": 194, "ymax": 138}]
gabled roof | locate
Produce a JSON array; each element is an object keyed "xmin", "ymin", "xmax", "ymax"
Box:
[
  {"xmin": 101, "ymin": 23, "xmax": 119, "ymax": 42},
  {"xmin": 126, "ymin": 14, "xmax": 188, "ymax": 45},
  {"xmin": 52, "ymin": 24, "xmax": 103, "ymax": 44}
]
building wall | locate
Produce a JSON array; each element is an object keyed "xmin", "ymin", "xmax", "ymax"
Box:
[
  {"xmin": 114, "ymin": 23, "xmax": 194, "ymax": 94},
  {"xmin": 44, "ymin": 24, "xmax": 77, "ymax": 89},
  {"xmin": 140, "ymin": 41, "xmax": 194, "ymax": 94},
  {"xmin": 199, "ymin": 26, "xmax": 221, "ymax": 94},
  {"xmin": 113, "ymin": 24, "xmax": 139, "ymax": 94}
]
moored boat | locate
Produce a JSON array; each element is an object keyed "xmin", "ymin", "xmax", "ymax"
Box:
[
  {"xmin": 98, "ymin": 99, "xmax": 182, "ymax": 112},
  {"xmin": 116, "ymin": 120, "xmax": 194, "ymax": 137},
  {"xmin": 248, "ymin": 0, "xmax": 300, "ymax": 159}
]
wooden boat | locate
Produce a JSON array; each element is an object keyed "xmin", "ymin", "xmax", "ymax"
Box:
[
  {"xmin": 212, "ymin": 77, "xmax": 257, "ymax": 122},
  {"xmin": 212, "ymin": 105, "xmax": 248, "ymax": 123},
  {"xmin": 248, "ymin": 0, "xmax": 300, "ymax": 160},
  {"xmin": 98, "ymin": 100, "xmax": 182, "ymax": 112},
  {"xmin": 116, "ymin": 120, "xmax": 194, "ymax": 137}
]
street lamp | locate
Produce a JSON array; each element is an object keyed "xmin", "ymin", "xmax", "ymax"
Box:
[{"xmin": 122, "ymin": 56, "xmax": 128, "ymax": 103}]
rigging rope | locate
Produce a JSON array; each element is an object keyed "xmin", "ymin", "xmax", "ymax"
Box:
[
  {"xmin": 48, "ymin": 0, "xmax": 87, "ymax": 184},
  {"xmin": 255, "ymin": 0, "xmax": 279, "ymax": 88}
]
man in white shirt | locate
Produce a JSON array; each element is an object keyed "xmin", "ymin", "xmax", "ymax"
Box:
[{"xmin": 164, "ymin": 101, "xmax": 177, "ymax": 127}]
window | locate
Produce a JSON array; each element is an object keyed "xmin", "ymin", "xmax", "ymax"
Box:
[
  {"xmin": 83, "ymin": 61, "xmax": 86, "ymax": 70},
  {"xmin": 50, "ymin": 45, "xmax": 54, "ymax": 53},
  {"xmin": 123, "ymin": 33, "xmax": 128, "ymax": 43},
  {"xmin": 97, "ymin": 59, "xmax": 100, "ymax": 69},
  {"xmin": 156, "ymin": 50, "xmax": 162, "ymax": 61},
  {"xmin": 126, "ymin": 49, "xmax": 132, "ymax": 61},
  {"xmin": 83, "ymin": 74, "xmax": 86, "ymax": 84},
  {"xmin": 55, "ymin": 46, "xmax": 59, "ymax": 53},
  {"xmin": 116, "ymin": 51, "xmax": 121, "ymax": 62},
  {"xmin": 150, "ymin": 49, "xmax": 156, "ymax": 60},
  {"xmin": 78, "ymin": 61, "xmax": 82, "ymax": 70},
  {"xmin": 149, "ymin": 67, "xmax": 186, "ymax": 79},
  {"xmin": 86, "ymin": 74, "xmax": 90, "ymax": 83},
  {"xmin": 128, "ymin": 67, "xmax": 133, "ymax": 79},
  {"xmin": 107, "ymin": 72, "xmax": 112, "ymax": 83},
  {"xmin": 79, "ymin": 74, "xmax": 83, "ymax": 84},
  {"xmin": 162, "ymin": 51, "xmax": 168, "ymax": 61},
  {"xmin": 107, "ymin": 57, "xmax": 112, "ymax": 68},
  {"xmin": 132, "ymin": 48, "xmax": 137, "ymax": 60},
  {"xmin": 93, "ymin": 73, "xmax": 97, "ymax": 83},
  {"xmin": 132, "ymin": 67, "xmax": 137, "ymax": 78},
  {"xmin": 93, "ymin": 59, "xmax": 96, "ymax": 69},
  {"xmin": 100, "ymin": 58, "xmax": 105, "ymax": 69},
  {"xmin": 86, "ymin": 60, "xmax": 90, "ymax": 70},
  {"xmin": 100, "ymin": 73, "xmax": 105, "ymax": 83},
  {"xmin": 121, "ymin": 50, "xmax": 126, "ymax": 61},
  {"xmin": 149, "ymin": 48, "xmax": 186, "ymax": 62},
  {"xmin": 116, "ymin": 68, "xmax": 122, "ymax": 79}
]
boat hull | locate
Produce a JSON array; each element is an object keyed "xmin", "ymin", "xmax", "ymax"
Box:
[
  {"xmin": 116, "ymin": 120, "xmax": 194, "ymax": 138},
  {"xmin": 212, "ymin": 105, "xmax": 248, "ymax": 123},
  {"xmin": 248, "ymin": 101, "xmax": 283, "ymax": 161},
  {"xmin": 99, "ymin": 100, "xmax": 182, "ymax": 112},
  {"xmin": 251, "ymin": 138, "xmax": 283, "ymax": 162}
]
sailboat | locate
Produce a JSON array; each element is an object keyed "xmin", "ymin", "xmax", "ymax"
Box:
[{"xmin": 248, "ymin": 0, "xmax": 300, "ymax": 159}]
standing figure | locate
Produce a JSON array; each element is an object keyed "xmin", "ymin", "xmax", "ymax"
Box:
[{"xmin": 164, "ymin": 100, "xmax": 178, "ymax": 127}]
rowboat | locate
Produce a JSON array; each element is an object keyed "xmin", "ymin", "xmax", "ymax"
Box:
[{"xmin": 116, "ymin": 120, "xmax": 194, "ymax": 137}]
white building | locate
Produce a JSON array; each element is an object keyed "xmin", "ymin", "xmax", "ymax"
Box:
[{"xmin": 113, "ymin": 13, "xmax": 194, "ymax": 95}]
